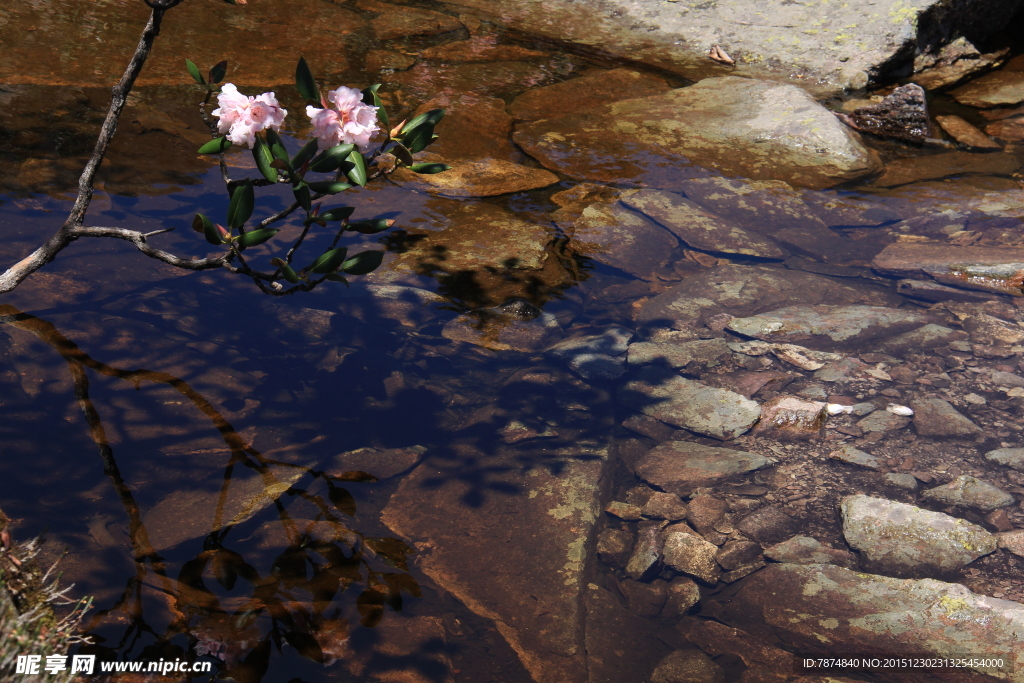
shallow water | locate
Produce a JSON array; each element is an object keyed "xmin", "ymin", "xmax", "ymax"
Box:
[{"xmin": 3, "ymin": 1, "xmax": 1024, "ymax": 682}]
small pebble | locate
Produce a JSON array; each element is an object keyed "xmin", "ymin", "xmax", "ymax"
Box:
[{"xmin": 826, "ymin": 403, "xmax": 853, "ymax": 415}]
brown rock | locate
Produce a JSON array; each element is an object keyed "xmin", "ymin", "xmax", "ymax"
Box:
[
  {"xmin": 618, "ymin": 578, "xmax": 669, "ymax": 617},
  {"xmin": 584, "ymin": 586, "xmax": 677, "ymax": 683},
  {"xmin": 910, "ymin": 398, "xmax": 982, "ymax": 437},
  {"xmin": 934, "ymin": 115, "xmax": 1002, "ymax": 150},
  {"xmin": 715, "ymin": 540, "xmax": 763, "ymax": 572},
  {"xmin": 326, "ymin": 445, "xmax": 427, "ymax": 480},
  {"xmin": 873, "ymin": 151, "xmax": 1019, "ymax": 188},
  {"xmin": 364, "ymin": 49, "xmax": 416, "ymax": 72},
  {"xmin": 597, "ymin": 528, "xmax": 634, "ymax": 567},
  {"xmin": 367, "ymin": 1, "xmax": 462, "ymax": 40},
  {"xmin": 406, "ymin": 92, "xmax": 517, "ymax": 162},
  {"xmin": 642, "ymin": 492, "xmax": 690, "ymax": 521},
  {"xmin": 509, "ymin": 68, "xmax": 672, "ymax": 121},
  {"xmin": 985, "ymin": 115, "xmax": 1024, "ymax": 145},
  {"xmin": 650, "ymin": 650, "xmax": 724, "ymax": 683},
  {"xmin": 751, "ymin": 395, "xmax": 826, "ymax": 441},
  {"xmin": 687, "ymin": 495, "xmax": 728, "ymax": 538},
  {"xmin": 605, "ymin": 501, "xmax": 643, "ymax": 521},
  {"xmin": 626, "ymin": 521, "xmax": 665, "ymax": 581},
  {"xmin": 664, "ymin": 577, "xmax": 702, "ymax": 617},
  {"xmin": 421, "ymin": 35, "xmax": 547, "ymax": 62},
  {"xmin": 677, "ymin": 619, "xmax": 794, "ymax": 678},
  {"xmin": 633, "ymin": 441, "xmax": 775, "ymax": 496},
  {"xmin": 390, "ymin": 61, "xmax": 552, "ymax": 101},
  {"xmin": 390, "ymin": 156, "xmax": 558, "ymax": 197},
  {"xmin": 662, "ymin": 531, "xmax": 721, "ymax": 584},
  {"xmin": 951, "ymin": 70, "xmax": 1024, "ymax": 108},
  {"xmin": 763, "ymin": 535, "xmax": 858, "ymax": 568},
  {"xmin": 735, "ymin": 505, "xmax": 798, "ymax": 547}
]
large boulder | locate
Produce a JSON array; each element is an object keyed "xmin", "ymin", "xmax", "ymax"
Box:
[
  {"xmin": 443, "ymin": 0, "xmax": 1022, "ymax": 96},
  {"xmin": 514, "ymin": 78, "xmax": 881, "ymax": 190}
]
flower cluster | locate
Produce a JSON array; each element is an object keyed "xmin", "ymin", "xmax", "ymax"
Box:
[
  {"xmin": 307, "ymin": 86, "xmax": 380, "ymax": 152},
  {"xmin": 212, "ymin": 84, "xmax": 380, "ymax": 152}
]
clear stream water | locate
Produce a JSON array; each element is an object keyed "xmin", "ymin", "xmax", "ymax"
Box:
[{"xmin": 2, "ymin": 1, "xmax": 1023, "ymax": 682}]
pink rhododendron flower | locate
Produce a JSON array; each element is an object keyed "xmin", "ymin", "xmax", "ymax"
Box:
[
  {"xmin": 306, "ymin": 86, "xmax": 379, "ymax": 152},
  {"xmin": 212, "ymin": 83, "xmax": 287, "ymax": 148}
]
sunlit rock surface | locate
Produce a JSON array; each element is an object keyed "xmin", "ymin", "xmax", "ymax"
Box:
[
  {"xmin": 515, "ymin": 78, "xmax": 881, "ymax": 190},
  {"xmin": 444, "ymin": 0, "xmax": 1020, "ymax": 96}
]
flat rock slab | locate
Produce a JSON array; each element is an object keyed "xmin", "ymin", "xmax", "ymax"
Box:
[
  {"xmin": 626, "ymin": 338, "xmax": 731, "ymax": 371},
  {"xmin": 951, "ymin": 70, "xmax": 1024, "ymax": 108},
  {"xmin": 514, "ymin": 78, "xmax": 881, "ymax": 191},
  {"xmin": 633, "ymin": 440, "xmax": 775, "ymax": 496},
  {"xmin": 873, "ymin": 151, "xmax": 1021, "ymax": 188},
  {"xmin": 381, "ymin": 438, "xmax": 614, "ymax": 683},
  {"xmin": 910, "ymin": 398, "xmax": 982, "ymax": 437},
  {"xmin": 443, "ymin": 0, "xmax": 1020, "ymax": 97},
  {"xmin": 872, "ymin": 242, "xmax": 1024, "ymax": 297},
  {"xmin": 389, "ymin": 157, "xmax": 559, "ymax": 197},
  {"xmin": 509, "ymin": 68, "xmax": 671, "ymax": 121},
  {"xmin": 325, "ymin": 445, "xmax": 426, "ymax": 480},
  {"xmin": 985, "ymin": 447, "xmax": 1024, "ymax": 472},
  {"xmin": 637, "ymin": 265, "xmax": 899, "ymax": 331},
  {"xmin": 728, "ymin": 563, "xmax": 1024, "ymax": 681},
  {"xmin": 726, "ymin": 305, "xmax": 931, "ymax": 351},
  {"xmin": 619, "ymin": 367, "xmax": 761, "ymax": 440},
  {"xmin": 620, "ymin": 189, "xmax": 784, "ymax": 259},
  {"xmin": 840, "ymin": 494, "xmax": 997, "ymax": 577}
]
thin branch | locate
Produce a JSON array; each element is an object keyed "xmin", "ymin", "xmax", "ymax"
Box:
[{"xmin": 71, "ymin": 226, "xmax": 231, "ymax": 271}]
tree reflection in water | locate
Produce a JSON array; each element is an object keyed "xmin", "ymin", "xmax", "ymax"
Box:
[{"xmin": 0, "ymin": 305, "xmax": 420, "ymax": 682}]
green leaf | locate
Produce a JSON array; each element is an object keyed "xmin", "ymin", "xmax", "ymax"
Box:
[
  {"xmin": 318, "ymin": 206, "xmax": 356, "ymax": 222},
  {"xmin": 361, "ymin": 83, "xmax": 389, "ymax": 129},
  {"xmin": 295, "ymin": 56, "xmax": 320, "ymax": 104},
  {"xmin": 208, "ymin": 60, "xmax": 228, "ymax": 85},
  {"xmin": 185, "ymin": 59, "xmax": 206, "ymax": 86},
  {"xmin": 252, "ymin": 136, "xmax": 278, "ymax": 183},
  {"xmin": 235, "ymin": 228, "xmax": 278, "ymax": 249},
  {"xmin": 193, "ymin": 213, "xmax": 226, "ymax": 245},
  {"xmin": 307, "ymin": 181, "xmax": 353, "ymax": 194},
  {"xmin": 308, "ymin": 143, "xmax": 356, "ymax": 173},
  {"xmin": 325, "ymin": 273, "xmax": 349, "ymax": 285},
  {"xmin": 346, "ymin": 150, "xmax": 368, "ymax": 187},
  {"xmin": 291, "ymin": 138, "xmax": 319, "ymax": 172},
  {"xmin": 197, "ymin": 136, "xmax": 231, "ymax": 155},
  {"xmin": 310, "ymin": 247, "xmax": 349, "ymax": 274},
  {"xmin": 227, "ymin": 180, "xmax": 255, "ymax": 230},
  {"xmin": 401, "ymin": 122, "xmax": 435, "ymax": 154},
  {"xmin": 409, "ymin": 162, "xmax": 450, "ymax": 174},
  {"xmin": 271, "ymin": 258, "xmax": 300, "ymax": 284},
  {"xmin": 341, "ymin": 250, "xmax": 384, "ymax": 275},
  {"xmin": 265, "ymin": 128, "xmax": 290, "ymax": 164},
  {"xmin": 391, "ymin": 142, "xmax": 414, "ymax": 166},
  {"xmin": 401, "ymin": 108, "xmax": 445, "ymax": 135},
  {"xmin": 347, "ymin": 218, "xmax": 393, "ymax": 234},
  {"xmin": 293, "ymin": 183, "xmax": 312, "ymax": 212}
]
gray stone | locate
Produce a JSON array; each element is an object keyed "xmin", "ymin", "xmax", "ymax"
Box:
[
  {"xmin": 763, "ymin": 535, "xmax": 858, "ymax": 569},
  {"xmin": 726, "ymin": 305, "xmax": 931, "ymax": 351},
  {"xmin": 514, "ymin": 78, "xmax": 880, "ymax": 190},
  {"xmin": 985, "ymin": 447, "xmax": 1024, "ymax": 472},
  {"xmin": 828, "ymin": 445, "xmax": 884, "ymax": 471},
  {"xmin": 729, "ymin": 563, "xmax": 1024, "ymax": 677},
  {"xmin": 605, "ymin": 501, "xmax": 643, "ymax": 521},
  {"xmin": 620, "ymin": 189, "xmax": 784, "ymax": 259},
  {"xmin": 840, "ymin": 494, "xmax": 997, "ymax": 576},
  {"xmin": 619, "ymin": 367, "xmax": 761, "ymax": 440},
  {"xmin": 633, "ymin": 441, "xmax": 775, "ymax": 497},
  {"xmin": 637, "ymin": 265, "xmax": 898, "ymax": 332},
  {"xmin": 558, "ymin": 200, "xmax": 679, "ymax": 280},
  {"xmin": 663, "ymin": 531, "xmax": 721, "ymax": 585},
  {"xmin": 445, "ymin": 0, "xmax": 1019, "ymax": 97},
  {"xmin": 812, "ymin": 357, "xmax": 878, "ymax": 383},
  {"xmin": 997, "ymin": 529, "xmax": 1024, "ymax": 558},
  {"xmin": 910, "ymin": 398, "xmax": 982, "ymax": 437},
  {"xmin": 675, "ymin": 176, "xmax": 829, "ymax": 235},
  {"xmin": 626, "ymin": 521, "xmax": 665, "ymax": 581},
  {"xmin": 920, "ymin": 475, "xmax": 1015, "ymax": 511},
  {"xmin": 857, "ymin": 410, "xmax": 911, "ymax": 434},
  {"xmin": 988, "ymin": 371, "xmax": 1024, "ymax": 388},
  {"xmin": 883, "ymin": 472, "xmax": 920, "ymax": 491},
  {"xmin": 626, "ymin": 339, "xmax": 730, "ymax": 371},
  {"xmin": 735, "ymin": 505, "xmax": 798, "ymax": 547}
]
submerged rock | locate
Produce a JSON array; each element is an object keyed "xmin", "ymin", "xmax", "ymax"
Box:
[
  {"xmin": 750, "ymin": 395, "xmax": 826, "ymax": 441},
  {"xmin": 726, "ymin": 305, "xmax": 931, "ymax": 351},
  {"xmin": 873, "ymin": 151, "xmax": 1020, "ymax": 188},
  {"xmin": 951, "ymin": 69, "xmax": 1024, "ymax": 108},
  {"xmin": 676, "ymin": 176, "xmax": 832, "ymax": 233},
  {"xmin": 637, "ymin": 265, "xmax": 898, "ymax": 332},
  {"xmin": 985, "ymin": 447, "xmax": 1024, "ymax": 472},
  {"xmin": 619, "ymin": 367, "xmax": 762, "ymax": 440},
  {"xmin": 514, "ymin": 78, "xmax": 881, "ymax": 190},
  {"xmin": 763, "ymin": 536, "xmax": 858, "ymax": 569},
  {"xmin": 662, "ymin": 532, "xmax": 721, "ymax": 585},
  {"xmin": 389, "ymin": 156, "xmax": 558, "ymax": 197},
  {"xmin": 836, "ymin": 84, "xmax": 931, "ymax": 143},
  {"xmin": 728, "ymin": 563, "xmax": 1024, "ymax": 679},
  {"xmin": 633, "ymin": 440, "xmax": 775, "ymax": 495},
  {"xmin": 910, "ymin": 398, "xmax": 982, "ymax": 437},
  {"xmin": 619, "ymin": 189, "xmax": 784, "ymax": 259},
  {"xmin": 509, "ymin": 68, "xmax": 671, "ymax": 121},
  {"xmin": 627, "ymin": 338, "xmax": 731, "ymax": 371},
  {"xmin": 840, "ymin": 495, "xmax": 997, "ymax": 576},
  {"xmin": 919, "ymin": 475, "xmax": 1015, "ymax": 511}
]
